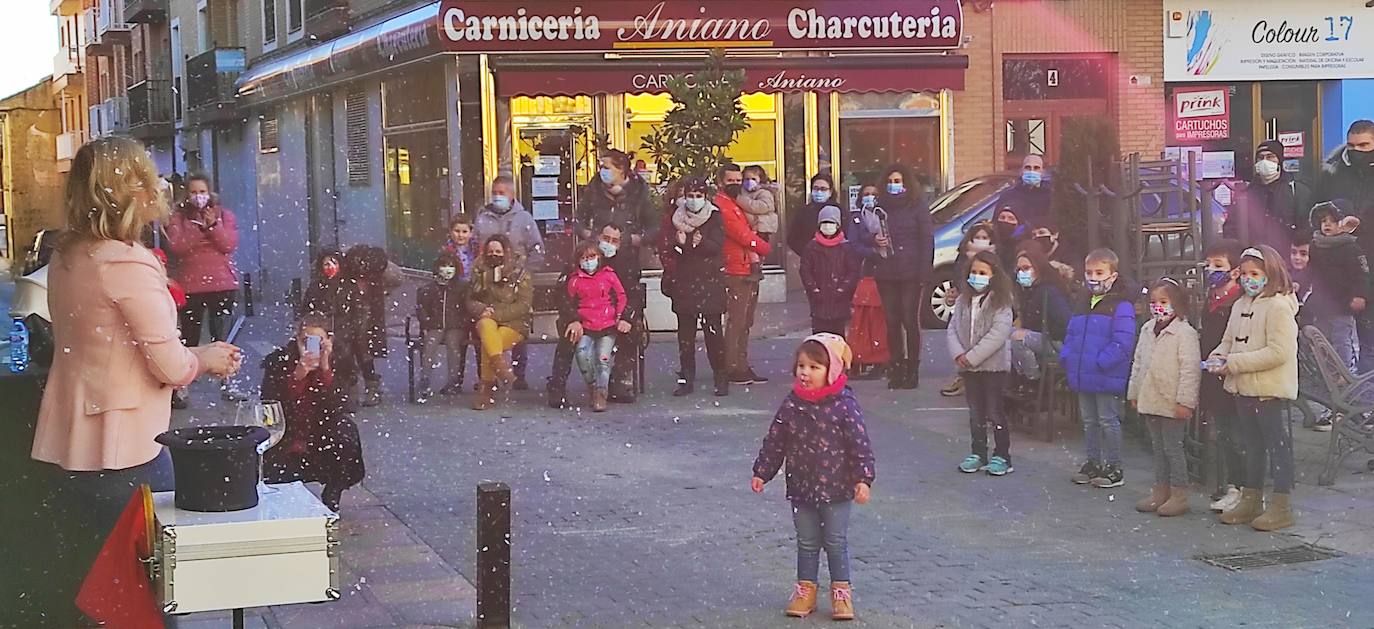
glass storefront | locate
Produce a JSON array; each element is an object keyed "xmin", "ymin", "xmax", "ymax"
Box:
[
  {"xmin": 381, "ymin": 65, "xmax": 451, "ymax": 268},
  {"xmin": 838, "ymin": 92, "xmax": 943, "ymax": 200}
]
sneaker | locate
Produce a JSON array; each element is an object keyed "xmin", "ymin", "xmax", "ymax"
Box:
[
  {"xmin": 1313, "ymin": 414, "xmax": 1334, "ymax": 432},
  {"xmin": 416, "ymin": 389, "xmax": 434, "ymax": 404},
  {"xmin": 729, "ymin": 371, "xmax": 755, "ymax": 385},
  {"xmin": 940, "ymin": 376, "xmax": 965, "ymax": 397},
  {"xmin": 1091, "ymin": 463, "xmax": 1125, "ymax": 488},
  {"xmin": 1072, "ymin": 460, "xmax": 1100, "ymax": 485},
  {"xmin": 958, "ymin": 454, "xmax": 986, "ymax": 474},
  {"xmin": 1210, "ymin": 485, "xmax": 1241, "ymax": 512},
  {"xmin": 985, "ymin": 456, "xmax": 1013, "ymax": 476},
  {"xmin": 673, "ymin": 380, "xmax": 694, "ymax": 397},
  {"xmin": 745, "ymin": 368, "xmax": 770, "ymax": 384},
  {"xmin": 439, "ymin": 382, "xmax": 463, "ymax": 396}
]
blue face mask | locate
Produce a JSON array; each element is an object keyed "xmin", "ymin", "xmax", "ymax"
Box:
[
  {"xmin": 1241, "ymin": 275, "xmax": 1267, "ymax": 297},
  {"xmin": 599, "ymin": 168, "xmax": 615, "ymax": 184},
  {"xmin": 861, "ymin": 194, "xmax": 876, "ymax": 209},
  {"xmin": 968, "ymin": 274, "xmax": 990, "ymax": 292},
  {"xmin": 887, "ymin": 182, "xmax": 905, "ymax": 195},
  {"xmin": 1022, "ymin": 170, "xmax": 1043, "ymax": 186},
  {"xmin": 598, "ymin": 240, "xmax": 618, "ymax": 258},
  {"xmin": 1016, "ymin": 270, "xmax": 1035, "ymax": 288},
  {"xmin": 811, "ymin": 189, "xmax": 830, "ymax": 203},
  {"xmin": 580, "ymin": 258, "xmax": 599, "ymax": 274},
  {"xmin": 1206, "ymin": 269, "xmax": 1231, "ymax": 288}
]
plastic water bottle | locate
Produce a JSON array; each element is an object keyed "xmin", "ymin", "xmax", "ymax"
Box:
[{"xmin": 9, "ymin": 317, "xmax": 29, "ymax": 373}]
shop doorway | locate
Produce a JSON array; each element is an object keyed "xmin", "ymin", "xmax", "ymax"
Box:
[
  {"xmin": 383, "ymin": 130, "xmax": 450, "ymax": 268},
  {"xmin": 838, "ymin": 92, "xmax": 943, "ymax": 197},
  {"xmin": 1259, "ymin": 82, "xmax": 1320, "ymax": 181},
  {"xmin": 1002, "ymin": 55, "xmax": 1114, "ymax": 171}
]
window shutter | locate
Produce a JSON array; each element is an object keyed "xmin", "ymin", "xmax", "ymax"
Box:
[
  {"xmin": 345, "ymin": 90, "xmax": 370, "ymax": 186},
  {"xmin": 259, "ymin": 112, "xmax": 280, "ymax": 153}
]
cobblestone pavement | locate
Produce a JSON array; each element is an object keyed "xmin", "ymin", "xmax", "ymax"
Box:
[{"xmin": 170, "ymin": 305, "xmax": 1374, "ymax": 628}]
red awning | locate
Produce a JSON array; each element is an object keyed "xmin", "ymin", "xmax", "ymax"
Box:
[{"xmin": 491, "ymin": 55, "xmax": 967, "ymax": 97}]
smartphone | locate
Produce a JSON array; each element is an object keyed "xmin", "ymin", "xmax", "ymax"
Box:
[{"xmin": 305, "ymin": 335, "xmax": 323, "ymax": 356}]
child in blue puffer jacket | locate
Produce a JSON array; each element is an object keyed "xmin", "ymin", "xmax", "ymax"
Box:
[
  {"xmin": 1060, "ymin": 248, "xmax": 1138, "ymax": 489},
  {"xmin": 752, "ymin": 333, "xmax": 875, "ymax": 622}
]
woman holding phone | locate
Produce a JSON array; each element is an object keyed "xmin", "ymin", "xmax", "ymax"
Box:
[{"xmin": 261, "ymin": 313, "xmax": 366, "ymax": 511}]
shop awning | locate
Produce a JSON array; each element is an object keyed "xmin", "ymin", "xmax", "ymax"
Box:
[{"xmin": 490, "ymin": 54, "xmax": 967, "ymax": 97}]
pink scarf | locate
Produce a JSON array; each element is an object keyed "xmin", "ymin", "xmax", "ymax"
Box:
[
  {"xmin": 813, "ymin": 232, "xmax": 845, "ymax": 247},
  {"xmin": 792, "ymin": 374, "xmax": 849, "ymax": 403}
]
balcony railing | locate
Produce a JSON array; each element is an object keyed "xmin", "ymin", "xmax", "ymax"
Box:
[
  {"xmin": 56, "ymin": 132, "xmax": 80, "ymax": 161},
  {"xmin": 128, "ymin": 78, "xmax": 173, "ymax": 138},
  {"xmin": 88, "ymin": 96, "xmax": 130, "ymax": 138},
  {"xmin": 52, "ymin": 47, "xmax": 81, "ymax": 81},
  {"xmin": 305, "ymin": 0, "xmax": 350, "ymax": 40},
  {"xmin": 123, "ymin": 0, "xmax": 166, "ymax": 23},
  {"xmin": 186, "ymin": 47, "xmax": 245, "ymax": 125},
  {"xmin": 95, "ymin": 5, "xmax": 134, "ymax": 45}
]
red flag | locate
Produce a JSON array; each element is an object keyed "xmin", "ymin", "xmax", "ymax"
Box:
[{"xmin": 76, "ymin": 486, "xmax": 165, "ymax": 629}]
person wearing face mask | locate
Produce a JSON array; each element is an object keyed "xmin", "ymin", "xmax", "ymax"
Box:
[
  {"xmin": 1026, "ymin": 221, "xmax": 1081, "ymax": 282},
  {"xmin": 847, "ymin": 183, "xmax": 889, "ymax": 380},
  {"xmin": 999, "ymin": 155, "xmax": 1053, "ymax": 228},
  {"xmin": 871, "ymin": 164, "xmax": 935, "ymax": 391},
  {"xmin": 1224, "ymin": 140, "xmax": 1310, "ymax": 251},
  {"xmin": 736, "ymin": 165, "xmax": 780, "ymax": 256},
  {"xmin": 1316, "ymin": 121, "xmax": 1374, "ymax": 374},
  {"xmin": 993, "ymin": 207, "xmax": 1028, "ymax": 270},
  {"xmin": 1198, "ymin": 240, "xmax": 1247, "ymax": 513},
  {"xmin": 467, "ymin": 235, "xmax": 533, "ymax": 411},
  {"xmin": 164, "ymin": 172, "xmax": 245, "ymax": 402},
  {"xmin": 474, "ymin": 175, "xmax": 544, "ymax": 390},
  {"xmin": 660, "ymin": 177, "xmax": 730, "ymax": 397},
  {"xmin": 787, "ymin": 173, "xmax": 839, "ymax": 258},
  {"xmin": 1008, "ymin": 246, "xmax": 1070, "ymax": 400},
  {"xmin": 801, "ymin": 206, "xmax": 869, "ymax": 335},
  {"xmin": 717, "ymin": 163, "xmax": 774, "ymax": 386},
  {"xmin": 414, "ymin": 252, "xmax": 470, "ymax": 402},
  {"xmin": 1303, "ymin": 200, "xmax": 1370, "ymax": 413},
  {"xmin": 577, "ymin": 148, "xmax": 657, "ymax": 259},
  {"xmin": 939, "ymin": 223, "xmax": 1000, "ymax": 397},
  {"xmin": 563, "ymin": 241, "xmax": 630, "ymax": 412}
]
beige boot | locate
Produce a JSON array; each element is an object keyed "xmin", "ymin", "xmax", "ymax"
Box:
[
  {"xmin": 592, "ymin": 388, "xmax": 608, "ymax": 412},
  {"xmin": 1219, "ymin": 487, "xmax": 1264, "ymax": 525},
  {"xmin": 1156, "ymin": 486, "xmax": 1190, "ymax": 517},
  {"xmin": 1250, "ymin": 493, "xmax": 1294, "ymax": 531},
  {"xmin": 1135, "ymin": 484, "xmax": 1169, "ymax": 513},
  {"xmin": 784, "ymin": 581, "xmax": 817, "ymax": 617},
  {"xmin": 830, "ymin": 582, "xmax": 855, "ymax": 621},
  {"xmin": 472, "ymin": 381, "xmax": 497, "ymax": 411},
  {"xmin": 493, "ymin": 356, "xmax": 516, "ymax": 386}
]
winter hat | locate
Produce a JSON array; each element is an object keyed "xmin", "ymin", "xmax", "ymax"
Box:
[
  {"xmin": 1311, "ymin": 199, "xmax": 1352, "ymax": 226},
  {"xmin": 803, "ymin": 333, "xmax": 852, "ymax": 384},
  {"xmin": 1255, "ymin": 140, "xmax": 1285, "ymax": 159},
  {"xmin": 684, "ymin": 177, "xmax": 709, "ymax": 194},
  {"xmin": 818, "ymin": 205, "xmax": 842, "ymax": 226}
]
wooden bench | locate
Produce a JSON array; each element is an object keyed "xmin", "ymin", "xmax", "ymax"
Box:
[{"xmin": 1295, "ymin": 326, "xmax": 1374, "ymax": 486}]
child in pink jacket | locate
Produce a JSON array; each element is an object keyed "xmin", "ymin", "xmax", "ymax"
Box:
[{"xmin": 566, "ymin": 241, "xmax": 630, "ymax": 411}]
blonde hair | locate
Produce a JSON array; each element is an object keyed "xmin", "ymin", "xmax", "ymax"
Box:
[
  {"xmin": 1085, "ymin": 248, "xmax": 1120, "ymax": 272},
  {"xmin": 63, "ymin": 136, "xmax": 167, "ymax": 246}
]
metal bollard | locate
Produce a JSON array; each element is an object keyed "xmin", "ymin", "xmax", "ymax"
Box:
[
  {"xmin": 476, "ymin": 482, "xmax": 511, "ymax": 629},
  {"xmin": 405, "ymin": 316, "xmax": 417, "ymax": 404},
  {"xmin": 243, "ymin": 273, "xmax": 255, "ymax": 317}
]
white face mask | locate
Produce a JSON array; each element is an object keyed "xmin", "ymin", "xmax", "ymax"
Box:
[
  {"xmin": 437, "ymin": 266, "xmax": 456, "ymax": 281},
  {"xmin": 819, "ymin": 222, "xmax": 840, "ymax": 237},
  {"xmin": 1254, "ymin": 159, "xmax": 1280, "ymax": 180},
  {"xmin": 970, "ymin": 238, "xmax": 992, "ymax": 252}
]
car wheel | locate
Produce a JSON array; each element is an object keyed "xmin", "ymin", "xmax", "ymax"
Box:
[{"xmin": 923, "ymin": 267, "xmax": 955, "ymax": 329}]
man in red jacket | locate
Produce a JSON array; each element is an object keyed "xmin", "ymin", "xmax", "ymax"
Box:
[{"xmin": 716, "ymin": 163, "xmax": 773, "ymax": 385}]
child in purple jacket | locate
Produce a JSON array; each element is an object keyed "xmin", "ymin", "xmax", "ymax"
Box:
[{"xmin": 752, "ymin": 333, "xmax": 875, "ymax": 621}]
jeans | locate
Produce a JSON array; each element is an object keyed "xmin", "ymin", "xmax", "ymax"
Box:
[
  {"xmin": 676, "ymin": 308, "xmax": 726, "ymax": 383},
  {"xmin": 812, "ymin": 317, "xmax": 850, "ymax": 336},
  {"xmin": 875, "ymin": 279, "xmax": 922, "ymax": 374},
  {"xmin": 1238, "ymin": 396, "xmax": 1294, "ymax": 493},
  {"xmin": 1010, "ymin": 331, "xmax": 1061, "ymax": 381},
  {"xmin": 421, "ymin": 329, "xmax": 467, "ymax": 391},
  {"xmin": 180, "ymin": 290, "xmax": 237, "ymax": 346},
  {"xmin": 475, "ymin": 318, "xmax": 524, "ymax": 380},
  {"xmin": 575, "ymin": 333, "xmax": 617, "ymax": 390},
  {"xmin": 1213, "ymin": 409, "xmax": 1247, "ymax": 488},
  {"xmin": 793, "ymin": 500, "xmax": 851, "ymax": 583},
  {"xmin": 1078, "ymin": 392, "xmax": 1123, "ymax": 465},
  {"xmin": 1145, "ymin": 415, "xmax": 1188, "ymax": 486},
  {"xmin": 964, "ymin": 371, "xmax": 1011, "ymax": 461},
  {"xmin": 1359, "ymin": 313, "xmax": 1374, "ymax": 374},
  {"xmin": 724, "ymin": 275, "xmax": 761, "ymax": 374},
  {"xmin": 1318, "ymin": 314, "xmax": 1357, "ymax": 373}
]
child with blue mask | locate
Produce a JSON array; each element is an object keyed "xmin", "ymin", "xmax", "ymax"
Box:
[
  {"xmin": 948, "ymin": 251, "xmax": 1017, "ymax": 476},
  {"xmin": 1008, "ymin": 248, "xmax": 1070, "ymax": 398}
]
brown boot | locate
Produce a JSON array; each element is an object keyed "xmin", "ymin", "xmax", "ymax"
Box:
[
  {"xmin": 1250, "ymin": 493, "xmax": 1294, "ymax": 531},
  {"xmin": 1135, "ymin": 484, "xmax": 1169, "ymax": 513},
  {"xmin": 830, "ymin": 582, "xmax": 855, "ymax": 621},
  {"xmin": 1219, "ymin": 487, "xmax": 1264, "ymax": 525},
  {"xmin": 493, "ymin": 356, "xmax": 516, "ymax": 386},
  {"xmin": 784, "ymin": 581, "xmax": 817, "ymax": 617},
  {"xmin": 472, "ymin": 381, "xmax": 497, "ymax": 411},
  {"xmin": 592, "ymin": 388, "xmax": 608, "ymax": 412},
  {"xmin": 1156, "ymin": 486, "xmax": 1190, "ymax": 517}
]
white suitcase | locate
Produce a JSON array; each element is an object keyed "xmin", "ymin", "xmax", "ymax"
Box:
[{"xmin": 150, "ymin": 482, "xmax": 341, "ymax": 614}]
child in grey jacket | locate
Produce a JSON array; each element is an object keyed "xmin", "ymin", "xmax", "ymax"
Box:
[
  {"xmin": 1128, "ymin": 278, "xmax": 1201, "ymax": 517},
  {"xmin": 949, "ymin": 251, "xmax": 1016, "ymax": 476}
]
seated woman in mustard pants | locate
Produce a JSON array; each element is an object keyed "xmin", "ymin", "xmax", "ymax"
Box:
[{"xmin": 466, "ymin": 234, "xmax": 533, "ymax": 410}]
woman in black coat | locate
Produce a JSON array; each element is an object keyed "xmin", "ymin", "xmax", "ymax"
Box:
[
  {"xmin": 870, "ymin": 164, "xmax": 935, "ymax": 390},
  {"xmin": 786, "ymin": 173, "xmax": 840, "ymax": 258},
  {"xmin": 660, "ymin": 177, "xmax": 729, "ymax": 397},
  {"xmin": 1009, "ymin": 243, "xmax": 1072, "ymax": 398}
]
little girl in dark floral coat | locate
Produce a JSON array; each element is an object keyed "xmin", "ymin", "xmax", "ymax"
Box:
[{"xmin": 752, "ymin": 333, "xmax": 875, "ymax": 621}]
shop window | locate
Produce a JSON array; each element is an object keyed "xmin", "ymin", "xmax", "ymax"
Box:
[
  {"xmin": 624, "ymin": 92, "xmax": 779, "ymax": 184},
  {"xmin": 287, "ymin": 0, "xmax": 303, "ymax": 39},
  {"xmin": 838, "ymin": 91, "xmax": 943, "ymax": 195},
  {"xmin": 1006, "ymin": 119, "xmax": 1046, "ymax": 156},
  {"xmin": 1003, "ymin": 58, "xmax": 1109, "ymax": 101},
  {"xmin": 381, "ymin": 65, "xmax": 447, "ymax": 129},
  {"xmin": 262, "ymin": 0, "xmax": 277, "ymax": 51},
  {"xmin": 345, "ymin": 90, "xmax": 370, "ymax": 186},
  {"xmin": 259, "ymin": 112, "xmax": 279, "ymax": 153}
]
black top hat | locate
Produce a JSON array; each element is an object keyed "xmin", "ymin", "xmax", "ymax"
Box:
[{"xmin": 156, "ymin": 426, "xmax": 269, "ymax": 512}]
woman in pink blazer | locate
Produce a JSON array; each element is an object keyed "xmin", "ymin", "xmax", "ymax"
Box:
[{"xmin": 33, "ymin": 137, "xmax": 242, "ymax": 515}]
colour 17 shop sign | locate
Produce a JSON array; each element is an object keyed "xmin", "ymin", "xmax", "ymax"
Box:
[{"xmin": 438, "ymin": 0, "xmax": 964, "ymax": 53}]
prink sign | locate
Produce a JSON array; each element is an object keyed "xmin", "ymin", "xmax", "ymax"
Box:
[
  {"xmin": 1172, "ymin": 87, "xmax": 1229, "ymax": 142},
  {"xmin": 438, "ymin": 0, "xmax": 963, "ymax": 53}
]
